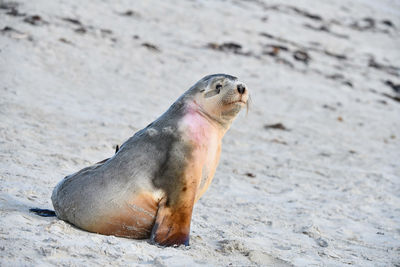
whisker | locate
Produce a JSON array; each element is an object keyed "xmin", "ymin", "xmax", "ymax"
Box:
[{"xmin": 246, "ymin": 94, "xmax": 252, "ymax": 116}]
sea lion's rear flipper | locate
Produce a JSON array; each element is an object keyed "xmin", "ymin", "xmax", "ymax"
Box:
[
  {"xmin": 29, "ymin": 208, "xmax": 56, "ymax": 217},
  {"xmin": 150, "ymin": 198, "xmax": 193, "ymax": 246}
]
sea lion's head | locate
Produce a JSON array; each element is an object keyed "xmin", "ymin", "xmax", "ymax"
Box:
[{"xmin": 188, "ymin": 74, "xmax": 249, "ymax": 128}]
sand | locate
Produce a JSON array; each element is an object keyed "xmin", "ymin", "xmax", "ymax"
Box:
[{"xmin": 0, "ymin": 0, "xmax": 399, "ymax": 266}]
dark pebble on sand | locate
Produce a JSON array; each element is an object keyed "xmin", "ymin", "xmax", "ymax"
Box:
[
  {"xmin": 381, "ymin": 93, "xmax": 400, "ymax": 103},
  {"xmin": 24, "ymin": 15, "xmax": 47, "ymax": 26},
  {"xmin": 352, "ymin": 17, "xmax": 375, "ymax": 30},
  {"xmin": 119, "ymin": 10, "xmax": 140, "ymax": 17},
  {"xmin": 264, "ymin": 123, "xmax": 289, "ymax": 131},
  {"xmin": 142, "ymin": 43, "xmax": 160, "ymax": 52},
  {"xmin": 263, "ymin": 44, "xmax": 289, "ymax": 57},
  {"xmin": 245, "ymin": 172, "xmax": 256, "ymax": 178},
  {"xmin": 384, "ymin": 80, "xmax": 400, "ymax": 94},
  {"xmin": 74, "ymin": 27, "xmax": 87, "ymax": 34},
  {"xmin": 62, "ymin": 17, "xmax": 82, "ymax": 26},
  {"xmin": 59, "ymin": 38, "xmax": 73, "ymax": 45},
  {"xmin": 293, "ymin": 50, "xmax": 310, "ymax": 64},
  {"xmin": 207, "ymin": 42, "xmax": 243, "ymax": 53},
  {"xmin": 381, "ymin": 20, "xmax": 394, "ymax": 27}
]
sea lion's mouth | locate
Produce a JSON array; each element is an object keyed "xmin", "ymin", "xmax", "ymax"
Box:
[{"xmin": 227, "ymin": 100, "xmax": 246, "ymax": 105}]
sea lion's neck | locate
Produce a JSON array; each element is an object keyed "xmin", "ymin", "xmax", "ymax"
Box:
[
  {"xmin": 178, "ymin": 102, "xmax": 227, "ymax": 144},
  {"xmin": 185, "ymin": 101, "xmax": 231, "ymax": 135}
]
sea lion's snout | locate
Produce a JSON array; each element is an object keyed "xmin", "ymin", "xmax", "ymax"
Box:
[{"xmin": 230, "ymin": 81, "xmax": 249, "ymax": 105}]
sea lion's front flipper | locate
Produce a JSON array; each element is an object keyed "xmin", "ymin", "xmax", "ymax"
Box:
[{"xmin": 150, "ymin": 197, "xmax": 194, "ymax": 246}]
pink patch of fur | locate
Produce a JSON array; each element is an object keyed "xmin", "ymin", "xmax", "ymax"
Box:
[{"xmin": 181, "ymin": 104, "xmax": 216, "ymax": 146}]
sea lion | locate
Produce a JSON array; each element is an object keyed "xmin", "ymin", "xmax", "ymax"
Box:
[{"xmin": 32, "ymin": 74, "xmax": 249, "ymax": 246}]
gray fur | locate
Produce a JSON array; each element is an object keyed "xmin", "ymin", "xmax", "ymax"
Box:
[
  {"xmin": 51, "ymin": 74, "xmax": 237, "ymax": 230},
  {"xmin": 52, "ymin": 95, "xmax": 188, "ymax": 228},
  {"xmin": 201, "ymin": 73, "xmax": 237, "ymax": 82},
  {"xmin": 204, "ymin": 89, "xmax": 220, "ymax": 98}
]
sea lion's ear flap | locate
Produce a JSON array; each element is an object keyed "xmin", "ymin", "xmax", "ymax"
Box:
[{"xmin": 150, "ymin": 198, "xmax": 193, "ymax": 246}]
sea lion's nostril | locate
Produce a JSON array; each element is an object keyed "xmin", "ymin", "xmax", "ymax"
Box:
[{"xmin": 237, "ymin": 84, "xmax": 245, "ymax": 94}]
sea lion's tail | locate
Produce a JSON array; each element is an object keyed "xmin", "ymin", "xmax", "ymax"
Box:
[{"xmin": 29, "ymin": 208, "xmax": 56, "ymax": 217}]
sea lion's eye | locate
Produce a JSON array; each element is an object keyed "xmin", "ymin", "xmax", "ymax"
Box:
[{"xmin": 216, "ymin": 84, "xmax": 222, "ymax": 93}]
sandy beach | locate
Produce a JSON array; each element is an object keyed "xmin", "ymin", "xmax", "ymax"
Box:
[{"xmin": 1, "ymin": 0, "xmax": 399, "ymax": 266}]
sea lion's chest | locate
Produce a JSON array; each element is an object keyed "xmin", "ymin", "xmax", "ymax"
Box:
[{"xmin": 179, "ymin": 109, "xmax": 222, "ymax": 199}]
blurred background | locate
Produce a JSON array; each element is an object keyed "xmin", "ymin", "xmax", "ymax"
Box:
[{"xmin": 0, "ymin": 0, "xmax": 399, "ymax": 266}]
